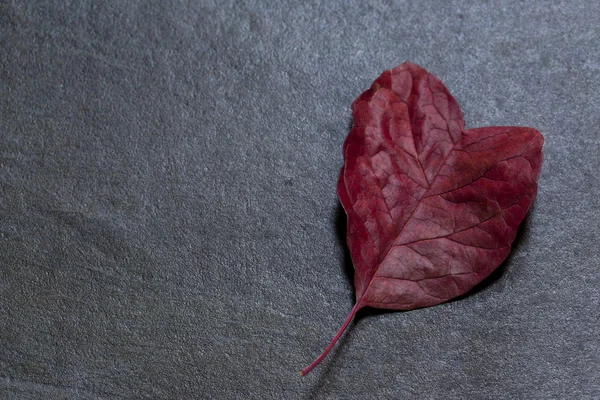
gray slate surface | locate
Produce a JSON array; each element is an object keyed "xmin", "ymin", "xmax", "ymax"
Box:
[{"xmin": 1, "ymin": 1, "xmax": 599, "ymax": 399}]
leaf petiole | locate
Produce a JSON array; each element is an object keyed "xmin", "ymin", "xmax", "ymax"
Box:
[{"xmin": 299, "ymin": 303, "xmax": 360, "ymax": 376}]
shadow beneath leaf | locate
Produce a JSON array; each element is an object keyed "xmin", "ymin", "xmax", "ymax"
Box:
[
  {"xmin": 346, "ymin": 117, "xmax": 354, "ymax": 132},
  {"xmin": 333, "ymin": 202, "xmax": 355, "ymax": 303}
]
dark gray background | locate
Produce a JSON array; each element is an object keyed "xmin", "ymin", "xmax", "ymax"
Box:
[{"xmin": 1, "ymin": 1, "xmax": 599, "ymax": 399}]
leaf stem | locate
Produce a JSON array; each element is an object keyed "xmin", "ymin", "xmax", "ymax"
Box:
[{"xmin": 299, "ymin": 303, "xmax": 360, "ymax": 376}]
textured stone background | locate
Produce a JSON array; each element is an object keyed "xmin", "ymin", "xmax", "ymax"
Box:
[{"xmin": 1, "ymin": 1, "xmax": 599, "ymax": 399}]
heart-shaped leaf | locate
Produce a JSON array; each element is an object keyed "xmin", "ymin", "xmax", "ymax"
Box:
[{"xmin": 301, "ymin": 62, "xmax": 543, "ymax": 376}]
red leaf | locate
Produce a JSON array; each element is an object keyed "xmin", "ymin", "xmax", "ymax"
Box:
[{"xmin": 300, "ymin": 63, "xmax": 543, "ymax": 376}]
